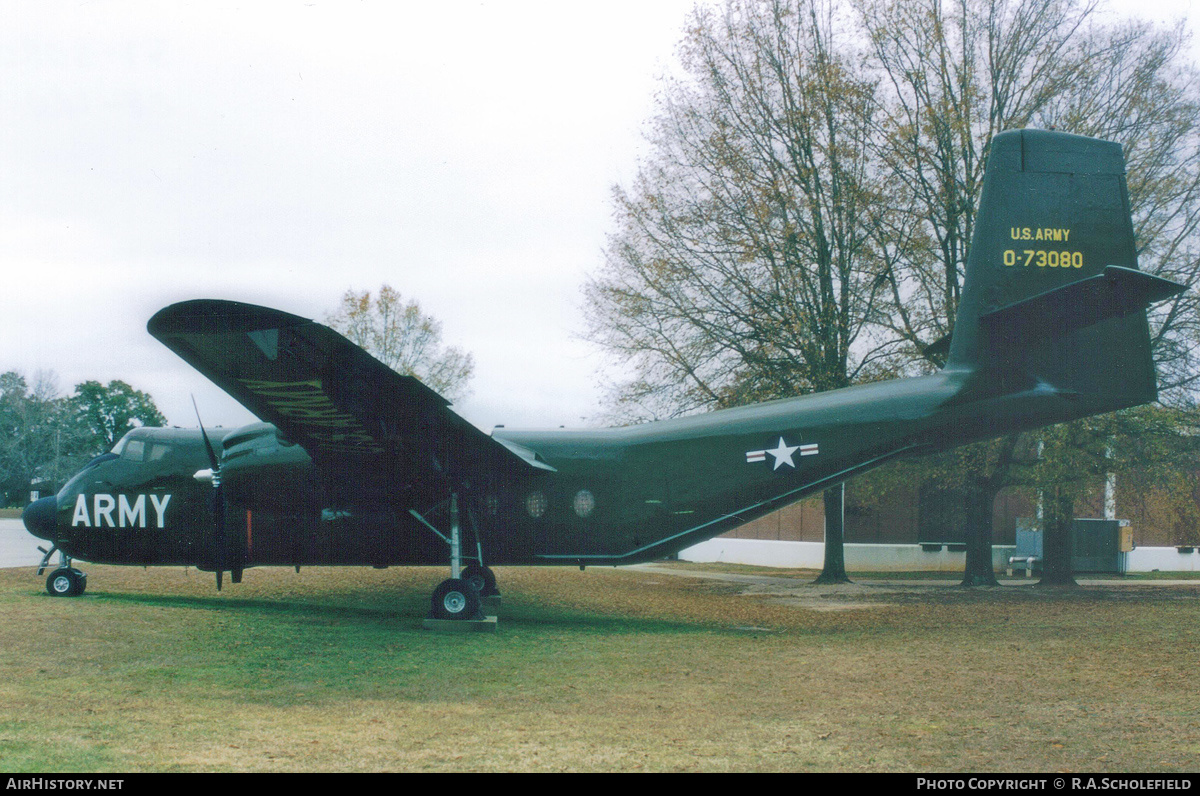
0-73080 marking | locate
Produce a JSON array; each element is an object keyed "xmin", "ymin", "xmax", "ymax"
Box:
[{"xmin": 1003, "ymin": 249, "xmax": 1084, "ymax": 268}]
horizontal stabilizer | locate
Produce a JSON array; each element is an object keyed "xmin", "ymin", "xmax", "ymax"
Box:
[
  {"xmin": 923, "ymin": 333, "xmax": 953, "ymax": 362},
  {"xmin": 979, "ymin": 266, "xmax": 1184, "ymax": 353}
]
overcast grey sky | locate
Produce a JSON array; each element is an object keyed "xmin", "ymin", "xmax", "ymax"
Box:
[
  {"xmin": 0, "ymin": 0, "xmax": 702, "ymax": 431},
  {"xmin": 1, "ymin": 0, "xmax": 1195, "ymax": 436}
]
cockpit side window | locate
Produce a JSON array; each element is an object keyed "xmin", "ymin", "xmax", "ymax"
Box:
[
  {"xmin": 148, "ymin": 443, "xmax": 172, "ymax": 462},
  {"xmin": 121, "ymin": 439, "xmax": 146, "ymax": 462}
]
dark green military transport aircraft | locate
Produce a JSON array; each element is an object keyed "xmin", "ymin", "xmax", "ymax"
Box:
[{"xmin": 22, "ymin": 130, "xmax": 1186, "ymax": 620}]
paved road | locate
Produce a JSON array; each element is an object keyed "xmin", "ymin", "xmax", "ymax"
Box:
[{"xmin": 0, "ymin": 518, "xmax": 46, "ymax": 568}]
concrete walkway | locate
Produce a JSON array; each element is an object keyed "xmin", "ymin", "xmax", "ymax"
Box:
[
  {"xmin": 630, "ymin": 563, "xmax": 1200, "ymax": 588},
  {"xmin": 0, "ymin": 518, "xmax": 46, "ymax": 568}
]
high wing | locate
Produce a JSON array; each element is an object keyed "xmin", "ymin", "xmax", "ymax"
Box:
[{"xmin": 148, "ymin": 299, "xmax": 551, "ymax": 506}]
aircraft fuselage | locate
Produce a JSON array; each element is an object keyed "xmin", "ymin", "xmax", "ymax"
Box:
[{"xmin": 29, "ymin": 366, "xmax": 1085, "ymax": 573}]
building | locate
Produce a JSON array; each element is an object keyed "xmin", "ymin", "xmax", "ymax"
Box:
[{"xmin": 680, "ymin": 467, "xmax": 1200, "ymax": 572}]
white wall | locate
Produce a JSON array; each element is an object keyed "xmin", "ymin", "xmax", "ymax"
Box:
[
  {"xmin": 678, "ymin": 538, "xmax": 1200, "ymax": 573},
  {"xmin": 1126, "ymin": 546, "xmax": 1200, "ymax": 572}
]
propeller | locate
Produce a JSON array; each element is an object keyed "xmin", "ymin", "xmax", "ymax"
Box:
[{"xmin": 193, "ymin": 397, "xmax": 227, "ymax": 591}]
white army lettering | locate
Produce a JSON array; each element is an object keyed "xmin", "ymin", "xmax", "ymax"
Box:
[
  {"xmin": 71, "ymin": 493, "xmax": 171, "ymax": 528},
  {"xmin": 1010, "ymin": 227, "xmax": 1071, "ymax": 241}
]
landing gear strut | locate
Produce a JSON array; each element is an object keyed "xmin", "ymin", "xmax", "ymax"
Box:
[
  {"xmin": 38, "ymin": 546, "xmax": 87, "ymax": 597},
  {"xmin": 411, "ymin": 492, "xmax": 498, "ymax": 622}
]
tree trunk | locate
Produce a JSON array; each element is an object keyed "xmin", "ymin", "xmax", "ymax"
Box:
[
  {"xmin": 814, "ymin": 483, "xmax": 852, "ymax": 584},
  {"xmin": 961, "ymin": 477, "xmax": 999, "ymax": 587},
  {"xmin": 1038, "ymin": 486, "xmax": 1078, "ymax": 587}
]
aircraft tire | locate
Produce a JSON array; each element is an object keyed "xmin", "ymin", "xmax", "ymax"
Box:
[
  {"xmin": 461, "ymin": 564, "xmax": 499, "ymax": 597},
  {"xmin": 46, "ymin": 568, "xmax": 85, "ymax": 597},
  {"xmin": 430, "ymin": 578, "xmax": 482, "ymax": 620}
]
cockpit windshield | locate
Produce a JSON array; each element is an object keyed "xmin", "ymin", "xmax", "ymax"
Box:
[{"xmin": 110, "ymin": 430, "xmax": 173, "ymax": 463}]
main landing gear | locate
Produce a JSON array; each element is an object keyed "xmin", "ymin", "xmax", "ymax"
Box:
[
  {"xmin": 427, "ymin": 562, "xmax": 500, "ymax": 621},
  {"xmin": 37, "ymin": 546, "xmax": 87, "ymax": 597},
  {"xmin": 461, "ymin": 562, "xmax": 499, "ymax": 600},
  {"xmin": 430, "ymin": 577, "xmax": 482, "ymax": 621},
  {"xmin": 411, "ymin": 493, "xmax": 500, "ymax": 624}
]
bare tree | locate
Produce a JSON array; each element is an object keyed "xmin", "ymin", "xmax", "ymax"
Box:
[
  {"xmin": 586, "ymin": 0, "xmax": 1200, "ymax": 585},
  {"xmin": 859, "ymin": 0, "xmax": 1200, "ymax": 585},
  {"xmin": 326, "ymin": 285, "xmax": 475, "ymax": 404},
  {"xmin": 586, "ymin": 0, "xmax": 908, "ymax": 582},
  {"xmin": 863, "ymin": 0, "xmax": 1200, "ymax": 374},
  {"xmin": 863, "ymin": 0, "xmax": 1095, "ymax": 357},
  {"xmin": 586, "ymin": 0, "xmax": 898, "ymax": 416}
]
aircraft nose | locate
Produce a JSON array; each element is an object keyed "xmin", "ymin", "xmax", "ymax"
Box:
[{"xmin": 22, "ymin": 496, "xmax": 58, "ymax": 541}]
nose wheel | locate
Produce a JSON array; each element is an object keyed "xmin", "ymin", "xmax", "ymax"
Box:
[
  {"xmin": 38, "ymin": 546, "xmax": 87, "ymax": 597},
  {"xmin": 46, "ymin": 567, "xmax": 87, "ymax": 597}
]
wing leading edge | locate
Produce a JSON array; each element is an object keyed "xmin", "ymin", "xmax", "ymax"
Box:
[{"xmin": 148, "ymin": 299, "xmax": 551, "ymax": 498}]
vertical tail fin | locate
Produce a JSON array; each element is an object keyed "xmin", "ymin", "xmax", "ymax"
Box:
[{"xmin": 949, "ymin": 129, "xmax": 1183, "ymax": 413}]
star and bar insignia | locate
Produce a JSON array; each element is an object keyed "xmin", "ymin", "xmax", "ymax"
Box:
[{"xmin": 745, "ymin": 436, "xmax": 818, "ymax": 470}]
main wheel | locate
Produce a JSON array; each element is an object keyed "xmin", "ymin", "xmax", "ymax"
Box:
[
  {"xmin": 461, "ymin": 564, "xmax": 499, "ymax": 597},
  {"xmin": 430, "ymin": 578, "xmax": 482, "ymax": 620},
  {"xmin": 46, "ymin": 568, "xmax": 84, "ymax": 597}
]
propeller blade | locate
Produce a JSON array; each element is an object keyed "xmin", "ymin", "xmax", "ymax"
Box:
[
  {"xmin": 192, "ymin": 395, "xmax": 226, "ymax": 591},
  {"xmin": 192, "ymin": 395, "xmax": 220, "ymax": 471}
]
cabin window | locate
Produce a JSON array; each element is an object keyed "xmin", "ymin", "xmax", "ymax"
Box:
[
  {"xmin": 525, "ymin": 491, "xmax": 547, "ymax": 519},
  {"xmin": 573, "ymin": 490, "xmax": 595, "ymax": 518}
]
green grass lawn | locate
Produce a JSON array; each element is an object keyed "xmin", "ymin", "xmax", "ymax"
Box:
[{"xmin": 1, "ymin": 563, "xmax": 1197, "ymax": 772}]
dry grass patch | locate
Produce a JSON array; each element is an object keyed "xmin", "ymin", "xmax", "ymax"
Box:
[{"xmin": 0, "ymin": 563, "xmax": 1197, "ymax": 772}]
